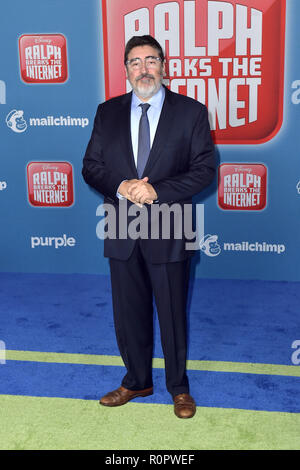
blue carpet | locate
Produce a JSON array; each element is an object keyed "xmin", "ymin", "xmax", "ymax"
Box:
[
  {"xmin": 0, "ymin": 272, "xmax": 299, "ymax": 365},
  {"xmin": 0, "ymin": 360, "xmax": 300, "ymax": 413},
  {"xmin": 1, "ymin": 272, "xmax": 300, "ymax": 414}
]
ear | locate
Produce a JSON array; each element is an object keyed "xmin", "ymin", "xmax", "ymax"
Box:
[{"xmin": 125, "ymin": 65, "xmax": 128, "ymax": 79}]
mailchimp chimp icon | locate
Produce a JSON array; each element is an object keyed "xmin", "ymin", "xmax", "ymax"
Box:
[
  {"xmin": 19, "ymin": 34, "xmax": 68, "ymax": 84},
  {"xmin": 6, "ymin": 110, "xmax": 27, "ymax": 133},
  {"xmin": 199, "ymin": 234, "xmax": 221, "ymax": 257},
  {"xmin": 27, "ymin": 162, "xmax": 74, "ymax": 207},
  {"xmin": 102, "ymin": 0, "xmax": 286, "ymax": 145}
]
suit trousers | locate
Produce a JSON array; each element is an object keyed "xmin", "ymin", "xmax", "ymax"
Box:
[{"xmin": 109, "ymin": 239, "xmax": 191, "ymax": 398}]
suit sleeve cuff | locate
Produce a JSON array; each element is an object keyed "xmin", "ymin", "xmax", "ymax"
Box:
[{"xmin": 116, "ymin": 180, "xmax": 128, "ymax": 199}]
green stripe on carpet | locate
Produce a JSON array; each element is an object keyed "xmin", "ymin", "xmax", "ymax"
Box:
[
  {"xmin": 5, "ymin": 350, "xmax": 300, "ymax": 377},
  {"xmin": 0, "ymin": 394, "xmax": 299, "ymax": 450}
]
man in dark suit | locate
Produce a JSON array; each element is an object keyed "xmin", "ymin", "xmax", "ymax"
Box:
[{"xmin": 82, "ymin": 35, "xmax": 215, "ymax": 418}]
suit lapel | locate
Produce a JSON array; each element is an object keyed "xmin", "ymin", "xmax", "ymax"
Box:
[{"xmin": 118, "ymin": 92, "xmax": 138, "ymax": 179}]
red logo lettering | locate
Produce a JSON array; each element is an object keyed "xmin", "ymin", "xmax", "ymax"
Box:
[{"xmin": 102, "ymin": 0, "xmax": 286, "ymax": 144}]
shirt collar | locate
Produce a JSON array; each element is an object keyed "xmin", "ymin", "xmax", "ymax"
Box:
[{"xmin": 131, "ymin": 85, "xmax": 165, "ymax": 110}]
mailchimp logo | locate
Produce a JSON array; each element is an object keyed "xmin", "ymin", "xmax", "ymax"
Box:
[
  {"xmin": 199, "ymin": 234, "xmax": 285, "ymax": 257},
  {"xmin": 6, "ymin": 110, "xmax": 27, "ymax": 133},
  {"xmin": 199, "ymin": 234, "xmax": 222, "ymax": 257},
  {"xmin": 6, "ymin": 110, "xmax": 89, "ymax": 133}
]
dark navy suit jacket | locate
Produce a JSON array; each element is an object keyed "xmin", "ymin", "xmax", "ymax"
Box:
[{"xmin": 82, "ymin": 86, "xmax": 216, "ymax": 263}]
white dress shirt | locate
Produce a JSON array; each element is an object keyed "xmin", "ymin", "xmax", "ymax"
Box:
[
  {"xmin": 117, "ymin": 85, "xmax": 165, "ymax": 199},
  {"xmin": 130, "ymin": 85, "xmax": 165, "ymax": 165}
]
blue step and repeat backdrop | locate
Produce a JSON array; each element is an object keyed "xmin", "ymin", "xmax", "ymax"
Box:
[{"xmin": 0, "ymin": 0, "xmax": 299, "ymax": 281}]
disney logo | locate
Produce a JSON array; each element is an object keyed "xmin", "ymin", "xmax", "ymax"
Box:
[
  {"xmin": 234, "ymin": 167, "xmax": 253, "ymax": 173},
  {"xmin": 34, "ymin": 37, "xmax": 52, "ymax": 44},
  {"xmin": 41, "ymin": 164, "xmax": 59, "ymax": 171}
]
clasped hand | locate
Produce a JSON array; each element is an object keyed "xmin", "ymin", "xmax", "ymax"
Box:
[{"xmin": 119, "ymin": 177, "xmax": 157, "ymax": 207}]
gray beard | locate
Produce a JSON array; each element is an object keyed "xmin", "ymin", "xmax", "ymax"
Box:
[
  {"xmin": 135, "ymin": 84, "xmax": 158, "ymax": 99},
  {"xmin": 131, "ymin": 74, "xmax": 163, "ymax": 100}
]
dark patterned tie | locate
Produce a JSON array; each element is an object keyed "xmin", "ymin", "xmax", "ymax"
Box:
[{"xmin": 137, "ymin": 103, "xmax": 151, "ymax": 178}]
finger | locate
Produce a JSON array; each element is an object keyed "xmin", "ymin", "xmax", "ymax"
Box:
[
  {"xmin": 126, "ymin": 195, "xmax": 143, "ymax": 208},
  {"xmin": 130, "ymin": 188, "xmax": 146, "ymax": 200},
  {"xmin": 140, "ymin": 193, "xmax": 155, "ymax": 204},
  {"xmin": 140, "ymin": 196, "xmax": 151, "ymax": 204},
  {"xmin": 127, "ymin": 181, "xmax": 144, "ymax": 195}
]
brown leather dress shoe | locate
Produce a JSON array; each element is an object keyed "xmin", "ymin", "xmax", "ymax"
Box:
[
  {"xmin": 99, "ymin": 386, "xmax": 153, "ymax": 407},
  {"xmin": 173, "ymin": 393, "xmax": 196, "ymax": 418}
]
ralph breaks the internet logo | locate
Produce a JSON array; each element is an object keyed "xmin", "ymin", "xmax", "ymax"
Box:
[
  {"xmin": 19, "ymin": 34, "xmax": 68, "ymax": 84},
  {"xmin": 102, "ymin": 0, "xmax": 286, "ymax": 145},
  {"xmin": 27, "ymin": 162, "xmax": 74, "ymax": 207}
]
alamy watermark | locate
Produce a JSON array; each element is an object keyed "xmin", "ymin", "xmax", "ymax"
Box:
[
  {"xmin": 0, "ymin": 340, "xmax": 6, "ymax": 364},
  {"xmin": 291, "ymin": 340, "xmax": 300, "ymax": 365},
  {"xmin": 0, "ymin": 80, "xmax": 6, "ymax": 105},
  {"xmin": 96, "ymin": 200, "xmax": 205, "ymax": 250}
]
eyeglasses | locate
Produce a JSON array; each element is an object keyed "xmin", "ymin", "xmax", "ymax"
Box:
[{"xmin": 126, "ymin": 56, "xmax": 162, "ymax": 70}]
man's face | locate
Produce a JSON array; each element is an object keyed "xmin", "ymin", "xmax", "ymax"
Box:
[{"xmin": 125, "ymin": 45, "xmax": 165, "ymax": 101}]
